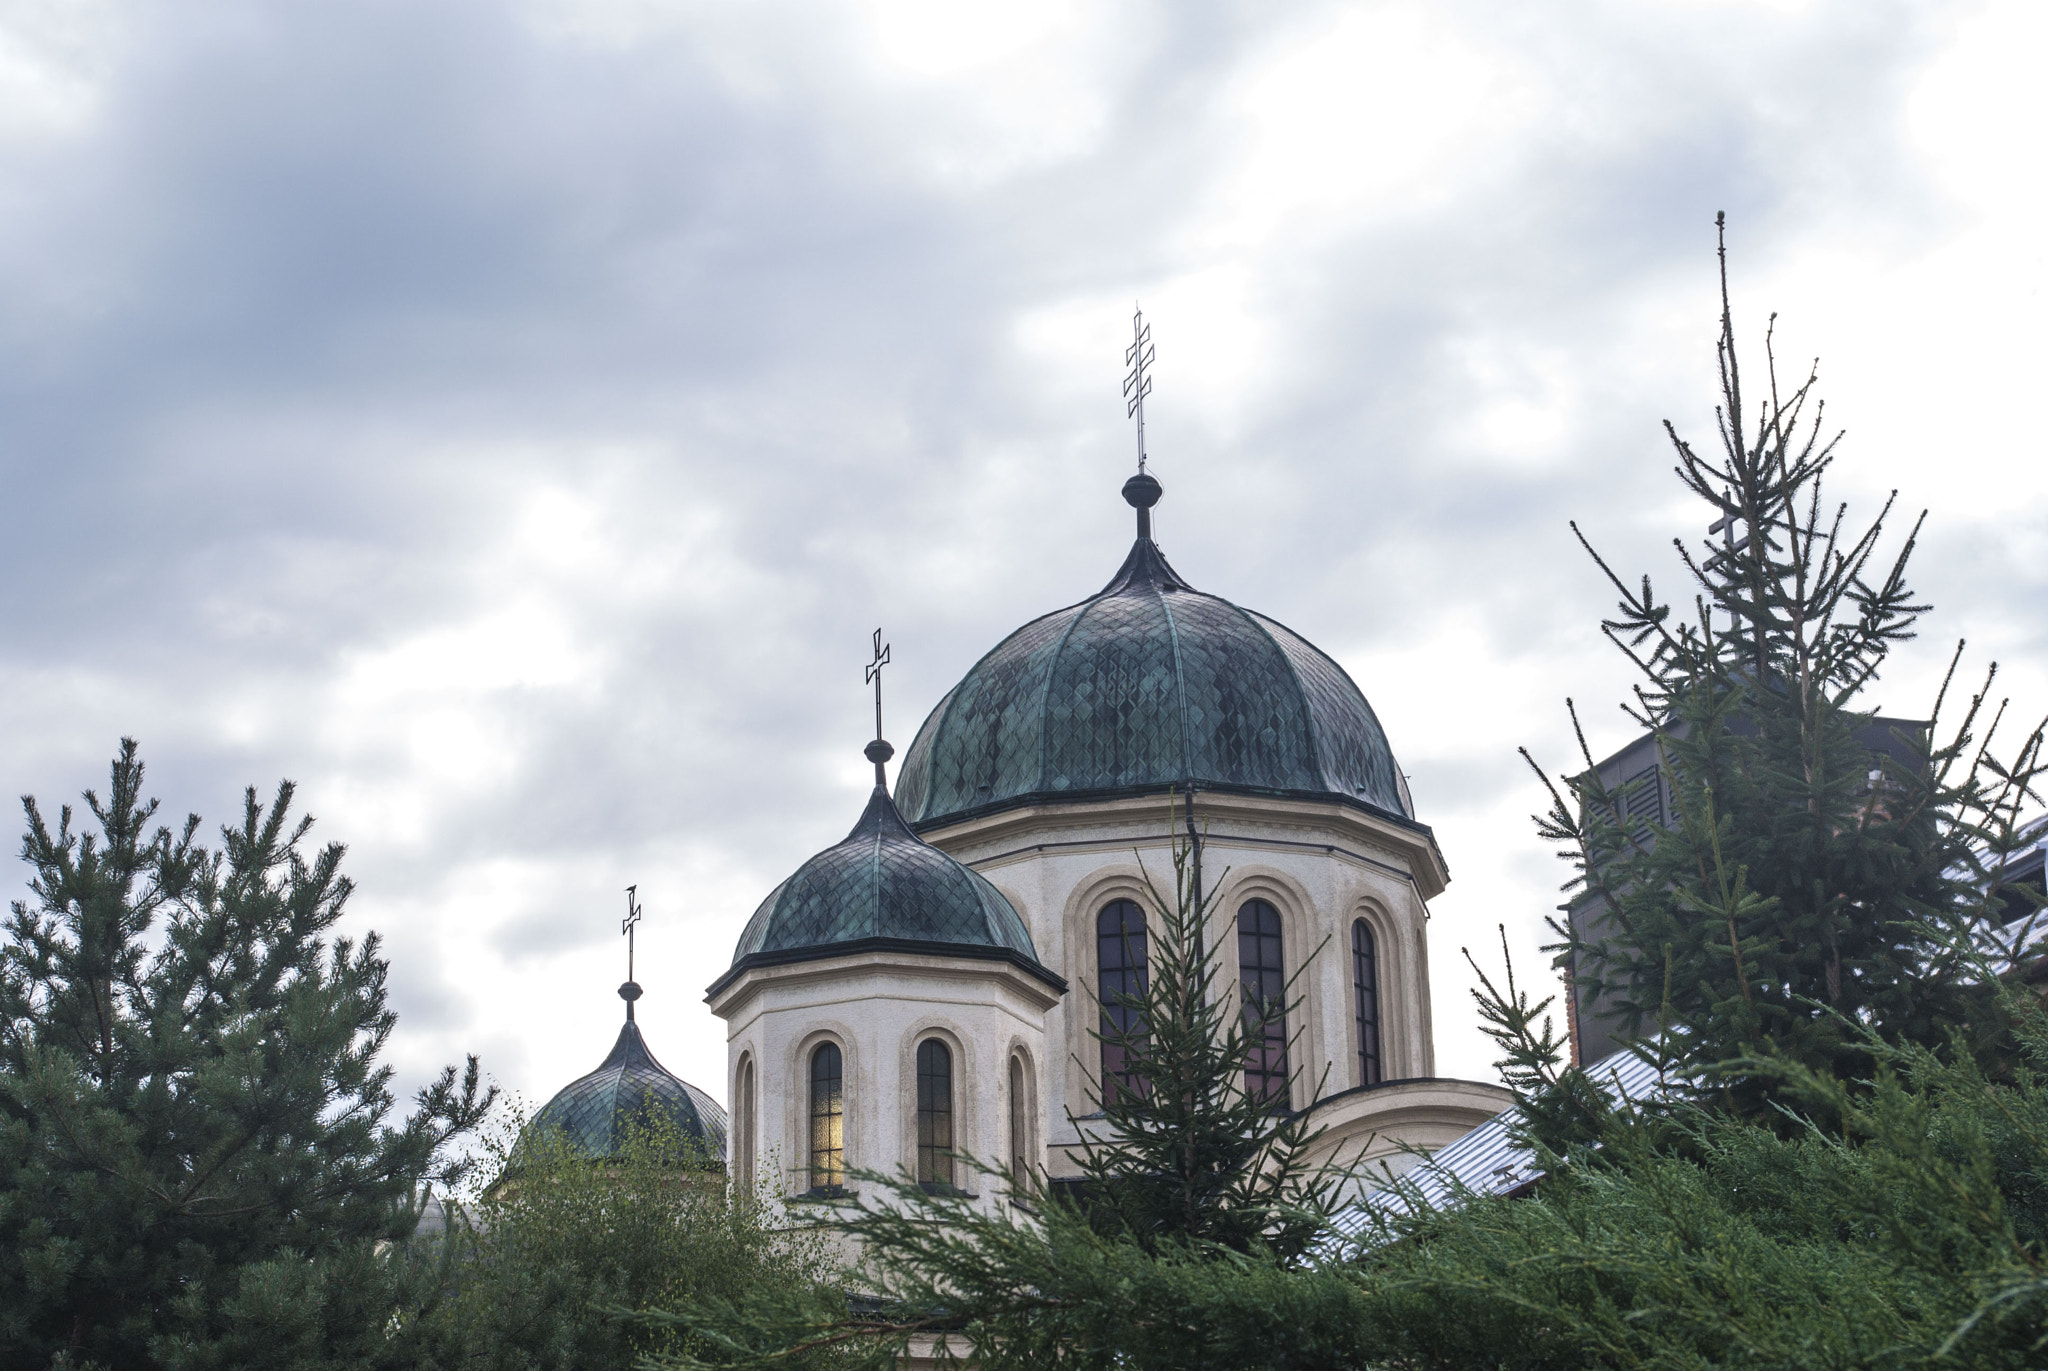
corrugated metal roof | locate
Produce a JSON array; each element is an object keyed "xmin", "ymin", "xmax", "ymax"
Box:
[{"xmin": 1328, "ymin": 1051, "xmax": 1675, "ymax": 1245}]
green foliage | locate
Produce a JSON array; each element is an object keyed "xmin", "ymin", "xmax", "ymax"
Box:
[
  {"xmin": 1530, "ymin": 216, "xmax": 2047, "ymax": 1105},
  {"xmin": 651, "ymin": 1178, "xmax": 1371, "ymax": 1371},
  {"xmin": 1331, "ymin": 990, "xmax": 2048, "ymax": 1369},
  {"xmin": 407, "ymin": 1108, "xmax": 843, "ymax": 1371},
  {"xmin": 0, "ymin": 741, "xmax": 491, "ymax": 1371},
  {"xmin": 631, "ymin": 987, "xmax": 2048, "ymax": 1369},
  {"xmin": 656, "ymin": 948, "xmax": 2048, "ymax": 1371}
]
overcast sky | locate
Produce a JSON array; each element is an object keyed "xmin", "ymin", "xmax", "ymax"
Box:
[{"xmin": 2, "ymin": 0, "xmax": 2042, "ymax": 1115}]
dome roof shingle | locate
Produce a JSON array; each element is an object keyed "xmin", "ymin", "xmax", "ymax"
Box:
[
  {"xmin": 529, "ymin": 1020, "xmax": 727, "ymax": 1162},
  {"xmin": 893, "ymin": 525, "xmax": 1412, "ymax": 831},
  {"xmin": 716, "ymin": 783, "xmax": 1058, "ymax": 989}
]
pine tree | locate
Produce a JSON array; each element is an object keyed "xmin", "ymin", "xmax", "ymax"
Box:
[
  {"xmin": 1531, "ymin": 215, "xmax": 2047, "ymax": 1105},
  {"xmin": 0, "ymin": 741, "xmax": 493, "ymax": 1370}
]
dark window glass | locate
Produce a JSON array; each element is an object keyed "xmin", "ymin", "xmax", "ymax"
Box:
[
  {"xmin": 1238, "ymin": 899, "xmax": 1289, "ymax": 1107},
  {"xmin": 809, "ymin": 1043, "xmax": 844, "ymax": 1190},
  {"xmin": 916, "ymin": 1039, "xmax": 954, "ymax": 1189},
  {"xmin": 1008, "ymin": 1054, "xmax": 1028, "ymax": 1180},
  {"xmin": 1097, "ymin": 899, "xmax": 1150, "ymax": 1102},
  {"xmin": 1353, "ymin": 919, "xmax": 1382, "ymax": 1087},
  {"xmin": 737, "ymin": 1057, "xmax": 757, "ymax": 1182}
]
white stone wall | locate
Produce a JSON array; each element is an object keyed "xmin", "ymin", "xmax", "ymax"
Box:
[
  {"xmin": 709, "ymin": 789, "xmax": 1508, "ymax": 1200},
  {"xmin": 921, "ymin": 790, "xmax": 1504, "ymax": 1169},
  {"xmin": 711, "ymin": 953, "xmax": 1058, "ymax": 1206}
]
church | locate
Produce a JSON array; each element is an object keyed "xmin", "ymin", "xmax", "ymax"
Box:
[{"xmin": 535, "ymin": 457, "xmax": 1510, "ymax": 1200}]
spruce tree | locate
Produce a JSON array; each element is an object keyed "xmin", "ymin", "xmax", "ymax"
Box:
[
  {"xmin": 1064, "ymin": 803, "xmax": 1346, "ymax": 1259},
  {"xmin": 0, "ymin": 741, "xmax": 492, "ymax": 1369},
  {"xmin": 1532, "ymin": 215, "xmax": 2047, "ymax": 1103}
]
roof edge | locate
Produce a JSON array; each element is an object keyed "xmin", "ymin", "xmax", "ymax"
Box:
[
  {"xmin": 707, "ymin": 935, "xmax": 1070, "ymax": 1000},
  {"xmin": 905, "ymin": 779, "xmax": 1437, "ymax": 844}
]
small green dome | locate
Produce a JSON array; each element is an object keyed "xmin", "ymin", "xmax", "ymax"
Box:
[
  {"xmin": 529, "ymin": 1020, "xmax": 727, "ymax": 1162},
  {"xmin": 714, "ymin": 784, "xmax": 1058, "ymax": 991},
  {"xmin": 893, "ymin": 509, "xmax": 1412, "ymax": 831}
]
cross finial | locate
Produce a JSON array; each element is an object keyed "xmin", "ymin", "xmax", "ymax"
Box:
[
  {"xmin": 1123, "ymin": 304, "xmax": 1154, "ymax": 476},
  {"xmin": 865, "ymin": 628, "xmax": 890, "ymax": 740},
  {"xmin": 619, "ymin": 885, "xmax": 644, "ymax": 1021},
  {"xmin": 864, "ymin": 629, "xmax": 894, "ymax": 788},
  {"xmin": 1706, "ymin": 489, "xmax": 1784, "ymax": 563},
  {"xmin": 1708, "ymin": 489, "xmax": 1740, "ymax": 548}
]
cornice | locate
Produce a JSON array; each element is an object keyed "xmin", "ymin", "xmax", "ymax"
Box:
[
  {"xmin": 1304, "ymin": 1075, "xmax": 1514, "ymax": 1122},
  {"xmin": 706, "ymin": 939, "xmax": 1070, "ymax": 1019},
  {"xmin": 917, "ymin": 788, "xmax": 1451, "ymax": 900}
]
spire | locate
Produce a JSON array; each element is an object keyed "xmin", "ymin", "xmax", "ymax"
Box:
[
  {"xmin": 1121, "ymin": 306, "xmax": 1162, "ymax": 540},
  {"xmin": 619, "ymin": 884, "xmax": 643, "ymax": 1022},
  {"xmin": 865, "ymin": 628, "xmax": 894, "ymax": 789},
  {"xmin": 1123, "ymin": 304, "xmax": 1154, "ymax": 475}
]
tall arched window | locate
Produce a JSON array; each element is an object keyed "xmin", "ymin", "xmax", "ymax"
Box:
[
  {"xmin": 915, "ymin": 1039, "xmax": 954, "ymax": 1190},
  {"xmin": 808, "ymin": 1042, "xmax": 844, "ymax": 1191},
  {"xmin": 1007, "ymin": 1052, "xmax": 1030, "ymax": 1181},
  {"xmin": 1353, "ymin": 918, "xmax": 1383, "ymax": 1087},
  {"xmin": 1097, "ymin": 899, "xmax": 1149, "ymax": 1102},
  {"xmin": 735, "ymin": 1055, "xmax": 757, "ymax": 1183},
  {"xmin": 1238, "ymin": 899, "xmax": 1289, "ymax": 1106}
]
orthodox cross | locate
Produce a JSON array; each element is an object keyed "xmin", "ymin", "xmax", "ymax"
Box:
[
  {"xmin": 865, "ymin": 628, "xmax": 891, "ymax": 741},
  {"xmin": 1708, "ymin": 489, "xmax": 1742, "ymax": 549},
  {"xmin": 1123, "ymin": 305, "xmax": 1154, "ymax": 474},
  {"xmin": 620, "ymin": 884, "xmax": 644, "ymax": 1020},
  {"xmin": 1707, "ymin": 490, "xmax": 1785, "ymax": 558},
  {"xmin": 863, "ymin": 629, "xmax": 895, "ymax": 787},
  {"xmin": 1708, "ymin": 505, "xmax": 1737, "ymax": 545}
]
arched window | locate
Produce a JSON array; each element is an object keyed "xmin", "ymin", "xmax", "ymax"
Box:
[
  {"xmin": 915, "ymin": 1039, "xmax": 954, "ymax": 1190},
  {"xmin": 1238, "ymin": 898, "xmax": 1289, "ymax": 1107},
  {"xmin": 1097, "ymin": 899, "xmax": 1149, "ymax": 1102},
  {"xmin": 808, "ymin": 1042, "xmax": 844, "ymax": 1191},
  {"xmin": 1353, "ymin": 918, "xmax": 1382, "ymax": 1087},
  {"xmin": 735, "ymin": 1055, "xmax": 757, "ymax": 1183},
  {"xmin": 1007, "ymin": 1052, "xmax": 1030, "ymax": 1181}
]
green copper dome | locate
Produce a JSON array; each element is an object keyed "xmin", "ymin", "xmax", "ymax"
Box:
[
  {"xmin": 530, "ymin": 1020, "xmax": 727, "ymax": 1162},
  {"xmin": 713, "ymin": 783, "xmax": 1059, "ymax": 992},
  {"xmin": 893, "ymin": 495, "xmax": 1413, "ymax": 831}
]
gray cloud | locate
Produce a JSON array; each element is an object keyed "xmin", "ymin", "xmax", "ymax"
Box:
[{"xmin": 1, "ymin": 0, "xmax": 2032, "ymax": 1103}]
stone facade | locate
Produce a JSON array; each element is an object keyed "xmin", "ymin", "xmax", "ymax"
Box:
[
  {"xmin": 708, "ymin": 948, "xmax": 1059, "ymax": 1206},
  {"xmin": 709, "ymin": 784, "xmax": 1507, "ymax": 1198},
  {"xmin": 927, "ymin": 789, "xmax": 1507, "ymax": 1179}
]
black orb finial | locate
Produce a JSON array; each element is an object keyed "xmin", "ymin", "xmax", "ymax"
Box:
[
  {"xmin": 618, "ymin": 979, "xmax": 642, "ymax": 1022},
  {"xmin": 1122, "ymin": 472, "xmax": 1163, "ymax": 540},
  {"xmin": 865, "ymin": 736, "xmax": 894, "ymax": 788}
]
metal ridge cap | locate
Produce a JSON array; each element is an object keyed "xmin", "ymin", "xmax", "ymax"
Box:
[
  {"xmin": 1232, "ymin": 601, "xmax": 1328, "ymax": 793},
  {"xmin": 1034, "ymin": 592, "xmax": 1097, "ymax": 802},
  {"xmin": 912, "ymin": 598, "xmax": 1097, "ymax": 823}
]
